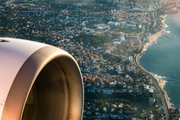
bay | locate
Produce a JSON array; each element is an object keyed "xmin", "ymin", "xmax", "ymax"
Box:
[{"xmin": 139, "ymin": 13, "xmax": 180, "ymax": 108}]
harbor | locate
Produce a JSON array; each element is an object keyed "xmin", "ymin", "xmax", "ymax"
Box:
[{"xmin": 162, "ymin": 30, "xmax": 176, "ymax": 38}]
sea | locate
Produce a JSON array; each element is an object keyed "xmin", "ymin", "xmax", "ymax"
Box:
[{"xmin": 139, "ymin": 13, "xmax": 180, "ymax": 108}]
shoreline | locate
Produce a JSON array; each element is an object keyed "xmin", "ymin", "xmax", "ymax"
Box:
[
  {"xmin": 146, "ymin": 14, "xmax": 175, "ymax": 108},
  {"xmin": 141, "ymin": 15, "xmax": 167, "ymax": 53},
  {"xmin": 136, "ymin": 14, "xmax": 173, "ymax": 118},
  {"xmin": 136, "ymin": 53, "xmax": 170, "ymax": 118}
]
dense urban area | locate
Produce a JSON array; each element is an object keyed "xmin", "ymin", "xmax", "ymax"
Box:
[{"xmin": 0, "ymin": 0, "xmax": 180, "ymax": 119}]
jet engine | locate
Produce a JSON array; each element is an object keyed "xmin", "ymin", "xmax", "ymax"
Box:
[{"xmin": 0, "ymin": 38, "xmax": 84, "ymax": 120}]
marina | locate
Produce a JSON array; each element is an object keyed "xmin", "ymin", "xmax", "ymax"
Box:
[{"xmin": 162, "ymin": 31, "xmax": 176, "ymax": 38}]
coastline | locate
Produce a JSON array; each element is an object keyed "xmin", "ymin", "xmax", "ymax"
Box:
[
  {"xmin": 136, "ymin": 52, "xmax": 170, "ymax": 119},
  {"xmin": 141, "ymin": 15, "xmax": 167, "ymax": 53},
  {"xmin": 143, "ymin": 14, "xmax": 174, "ymax": 108},
  {"xmin": 136, "ymin": 14, "xmax": 172, "ymax": 118}
]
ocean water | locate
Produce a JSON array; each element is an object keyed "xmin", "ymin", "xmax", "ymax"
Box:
[{"xmin": 139, "ymin": 13, "xmax": 180, "ymax": 108}]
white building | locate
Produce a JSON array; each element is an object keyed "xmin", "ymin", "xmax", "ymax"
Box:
[
  {"xmin": 119, "ymin": 36, "xmax": 125, "ymax": 41},
  {"xmin": 149, "ymin": 88, "xmax": 154, "ymax": 93},
  {"xmin": 108, "ymin": 21, "xmax": 119, "ymax": 26},
  {"xmin": 105, "ymin": 50, "xmax": 111, "ymax": 54},
  {"xmin": 113, "ymin": 41, "xmax": 121, "ymax": 45},
  {"xmin": 116, "ymin": 65, "xmax": 122, "ymax": 74},
  {"xmin": 128, "ymin": 56, "xmax": 133, "ymax": 63},
  {"xmin": 103, "ymin": 107, "xmax": 107, "ymax": 112},
  {"xmin": 94, "ymin": 24, "xmax": 110, "ymax": 30},
  {"xmin": 126, "ymin": 24, "xmax": 136, "ymax": 28}
]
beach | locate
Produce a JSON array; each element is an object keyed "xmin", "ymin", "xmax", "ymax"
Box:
[
  {"xmin": 136, "ymin": 14, "xmax": 173, "ymax": 118},
  {"xmin": 141, "ymin": 14, "xmax": 175, "ymax": 108},
  {"xmin": 142, "ymin": 15, "xmax": 167, "ymax": 53},
  {"xmin": 142, "ymin": 30, "xmax": 162, "ymax": 52}
]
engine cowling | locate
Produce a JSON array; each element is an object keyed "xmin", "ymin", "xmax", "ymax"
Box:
[{"xmin": 0, "ymin": 38, "xmax": 84, "ymax": 120}]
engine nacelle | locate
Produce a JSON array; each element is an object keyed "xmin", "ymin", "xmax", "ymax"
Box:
[{"xmin": 0, "ymin": 38, "xmax": 83, "ymax": 120}]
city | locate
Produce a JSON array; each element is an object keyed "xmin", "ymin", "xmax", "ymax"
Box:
[{"xmin": 0, "ymin": 0, "xmax": 180, "ymax": 119}]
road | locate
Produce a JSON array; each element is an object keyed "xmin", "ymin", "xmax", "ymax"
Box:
[{"xmin": 135, "ymin": 53, "xmax": 171, "ymax": 120}]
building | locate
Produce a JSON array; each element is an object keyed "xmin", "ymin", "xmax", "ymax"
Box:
[
  {"xmin": 94, "ymin": 24, "xmax": 110, "ymax": 30},
  {"xmin": 108, "ymin": 21, "xmax": 118, "ymax": 26},
  {"xmin": 144, "ymin": 85, "xmax": 149, "ymax": 91},
  {"xmin": 128, "ymin": 56, "xmax": 133, "ymax": 63},
  {"xmin": 153, "ymin": 90, "xmax": 159, "ymax": 102},
  {"xmin": 115, "ymin": 65, "xmax": 122, "ymax": 74},
  {"xmin": 149, "ymin": 98, "xmax": 155, "ymax": 106},
  {"xmin": 119, "ymin": 36, "xmax": 125, "ymax": 41}
]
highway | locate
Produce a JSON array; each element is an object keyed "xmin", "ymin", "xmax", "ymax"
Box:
[{"xmin": 135, "ymin": 53, "xmax": 171, "ymax": 120}]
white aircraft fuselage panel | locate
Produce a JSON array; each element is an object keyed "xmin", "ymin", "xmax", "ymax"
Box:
[{"xmin": 0, "ymin": 37, "xmax": 49, "ymax": 118}]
